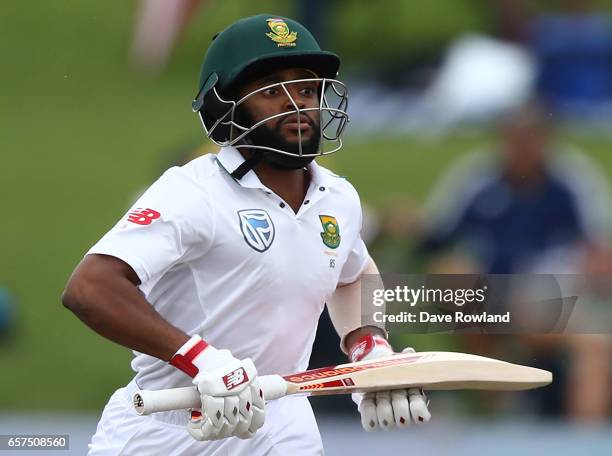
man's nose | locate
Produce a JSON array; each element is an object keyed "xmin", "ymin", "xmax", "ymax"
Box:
[{"xmin": 284, "ymin": 87, "xmax": 306, "ymax": 111}]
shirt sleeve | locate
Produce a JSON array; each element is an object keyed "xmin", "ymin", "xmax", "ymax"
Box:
[
  {"xmin": 338, "ymin": 188, "xmax": 370, "ymax": 285},
  {"xmin": 338, "ymin": 235, "xmax": 370, "ymax": 285},
  {"xmin": 87, "ymin": 167, "xmax": 215, "ymax": 284}
]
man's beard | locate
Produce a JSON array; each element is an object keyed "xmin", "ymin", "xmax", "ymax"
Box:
[{"xmin": 236, "ymin": 109, "xmax": 321, "ymax": 169}]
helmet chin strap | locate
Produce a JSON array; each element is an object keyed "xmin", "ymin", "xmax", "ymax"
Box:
[
  {"xmin": 229, "ymin": 134, "xmax": 264, "ymax": 179},
  {"xmin": 230, "ymin": 150, "xmax": 264, "ymax": 179}
]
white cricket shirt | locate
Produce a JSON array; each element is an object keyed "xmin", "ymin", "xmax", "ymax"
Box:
[{"xmin": 88, "ymin": 146, "xmax": 369, "ymax": 391}]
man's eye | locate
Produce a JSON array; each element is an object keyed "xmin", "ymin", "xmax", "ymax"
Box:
[
  {"xmin": 300, "ymin": 87, "xmax": 316, "ymax": 96},
  {"xmin": 263, "ymin": 88, "xmax": 279, "ymax": 96}
]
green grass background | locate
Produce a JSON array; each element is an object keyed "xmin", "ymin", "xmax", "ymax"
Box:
[{"xmin": 2, "ymin": 1, "xmax": 612, "ymax": 410}]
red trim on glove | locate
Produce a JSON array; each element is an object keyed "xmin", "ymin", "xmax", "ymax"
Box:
[
  {"xmin": 349, "ymin": 333, "xmax": 392, "ymax": 362},
  {"xmin": 170, "ymin": 338, "xmax": 208, "ymax": 377}
]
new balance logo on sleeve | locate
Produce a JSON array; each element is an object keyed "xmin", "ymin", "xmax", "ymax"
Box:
[{"xmin": 128, "ymin": 208, "xmax": 161, "ymax": 226}]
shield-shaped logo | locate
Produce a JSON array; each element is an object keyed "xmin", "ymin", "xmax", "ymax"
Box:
[
  {"xmin": 319, "ymin": 214, "xmax": 341, "ymax": 249},
  {"xmin": 265, "ymin": 18, "xmax": 298, "ymax": 47},
  {"xmin": 238, "ymin": 209, "xmax": 275, "ymax": 252}
]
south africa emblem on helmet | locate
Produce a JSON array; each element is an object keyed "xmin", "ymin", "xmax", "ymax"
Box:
[
  {"xmin": 319, "ymin": 215, "xmax": 341, "ymax": 249},
  {"xmin": 265, "ymin": 18, "xmax": 297, "ymax": 47},
  {"xmin": 238, "ymin": 209, "xmax": 275, "ymax": 252}
]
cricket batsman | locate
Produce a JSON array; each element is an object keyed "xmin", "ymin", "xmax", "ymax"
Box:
[{"xmin": 63, "ymin": 14, "xmax": 430, "ymax": 455}]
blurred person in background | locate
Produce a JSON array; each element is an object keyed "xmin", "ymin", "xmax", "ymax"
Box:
[
  {"xmin": 529, "ymin": 0, "xmax": 612, "ymax": 119},
  {"xmin": 131, "ymin": 0, "xmax": 209, "ymax": 71},
  {"xmin": 492, "ymin": 0, "xmax": 612, "ymax": 120},
  {"xmin": 416, "ymin": 101, "xmax": 612, "ymax": 420},
  {"xmin": 131, "ymin": 0, "xmax": 329, "ymax": 72},
  {"xmin": 418, "ymin": 102, "xmax": 611, "ymax": 274}
]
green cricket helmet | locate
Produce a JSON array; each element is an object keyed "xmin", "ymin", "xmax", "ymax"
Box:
[{"xmin": 192, "ymin": 14, "xmax": 349, "ymax": 172}]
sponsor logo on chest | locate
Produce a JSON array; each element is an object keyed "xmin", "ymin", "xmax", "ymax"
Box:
[
  {"xmin": 237, "ymin": 209, "xmax": 275, "ymax": 252},
  {"xmin": 236, "ymin": 209, "xmax": 343, "ymax": 257}
]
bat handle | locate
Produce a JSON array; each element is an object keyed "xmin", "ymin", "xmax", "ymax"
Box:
[
  {"xmin": 259, "ymin": 374, "xmax": 287, "ymax": 401},
  {"xmin": 133, "ymin": 374, "xmax": 287, "ymax": 415}
]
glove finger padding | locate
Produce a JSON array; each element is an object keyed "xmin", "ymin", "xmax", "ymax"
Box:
[
  {"xmin": 375, "ymin": 391, "xmax": 394, "ymax": 430},
  {"xmin": 350, "ymin": 340, "xmax": 432, "ymax": 432},
  {"xmin": 391, "ymin": 389, "xmax": 411, "ymax": 428},
  {"xmin": 235, "ymin": 382, "xmax": 264, "ymax": 440},
  {"xmin": 223, "ymin": 395, "xmax": 240, "ymax": 430},
  {"xmin": 189, "ymin": 357, "xmax": 266, "ymax": 441},
  {"xmin": 187, "ymin": 409, "xmax": 206, "ymax": 441},
  {"xmin": 408, "ymin": 388, "xmax": 431, "ymax": 423},
  {"xmin": 233, "ymin": 385, "xmax": 254, "ymax": 436},
  {"xmin": 203, "ymin": 395, "xmax": 225, "ymax": 429},
  {"xmin": 359, "ymin": 392, "xmax": 379, "ymax": 432},
  {"xmin": 248, "ymin": 378, "xmax": 266, "ymax": 433},
  {"xmin": 200, "ymin": 395, "xmax": 228, "ymax": 440}
]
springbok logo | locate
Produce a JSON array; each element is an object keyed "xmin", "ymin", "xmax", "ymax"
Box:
[
  {"xmin": 319, "ymin": 215, "xmax": 341, "ymax": 249},
  {"xmin": 238, "ymin": 209, "xmax": 275, "ymax": 252},
  {"xmin": 265, "ymin": 18, "xmax": 297, "ymax": 47}
]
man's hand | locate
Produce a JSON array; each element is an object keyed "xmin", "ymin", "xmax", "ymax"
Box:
[
  {"xmin": 349, "ymin": 333, "xmax": 431, "ymax": 431},
  {"xmin": 170, "ymin": 335, "xmax": 265, "ymax": 441}
]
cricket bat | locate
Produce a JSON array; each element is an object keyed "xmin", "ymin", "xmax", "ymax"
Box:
[{"xmin": 133, "ymin": 351, "xmax": 552, "ymax": 415}]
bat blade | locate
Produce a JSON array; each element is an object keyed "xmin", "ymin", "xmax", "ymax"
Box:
[
  {"xmin": 133, "ymin": 351, "xmax": 552, "ymax": 415},
  {"xmin": 282, "ymin": 352, "xmax": 552, "ymax": 396}
]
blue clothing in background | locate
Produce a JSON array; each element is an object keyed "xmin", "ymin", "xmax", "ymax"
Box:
[
  {"xmin": 530, "ymin": 13, "xmax": 612, "ymax": 108},
  {"xmin": 420, "ymin": 172, "xmax": 584, "ymax": 273}
]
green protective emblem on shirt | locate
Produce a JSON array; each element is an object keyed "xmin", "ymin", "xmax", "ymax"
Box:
[{"xmin": 319, "ymin": 215, "xmax": 341, "ymax": 249}]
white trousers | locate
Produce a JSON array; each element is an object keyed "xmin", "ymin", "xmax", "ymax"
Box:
[{"xmin": 88, "ymin": 381, "xmax": 323, "ymax": 455}]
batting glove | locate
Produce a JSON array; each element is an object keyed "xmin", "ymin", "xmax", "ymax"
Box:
[
  {"xmin": 170, "ymin": 335, "xmax": 265, "ymax": 441},
  {"xmin": 349, "ymin": 333, "xmax": 431, "ymax": 431}
]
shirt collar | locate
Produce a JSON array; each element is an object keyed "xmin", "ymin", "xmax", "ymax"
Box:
[
  {"xmin": 215, "ymin": 146, "xmax": 339, "ymax": 190},
  {"xmin": 215, "ymin": 146, "xmax": 266, "ymax": 189}
]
